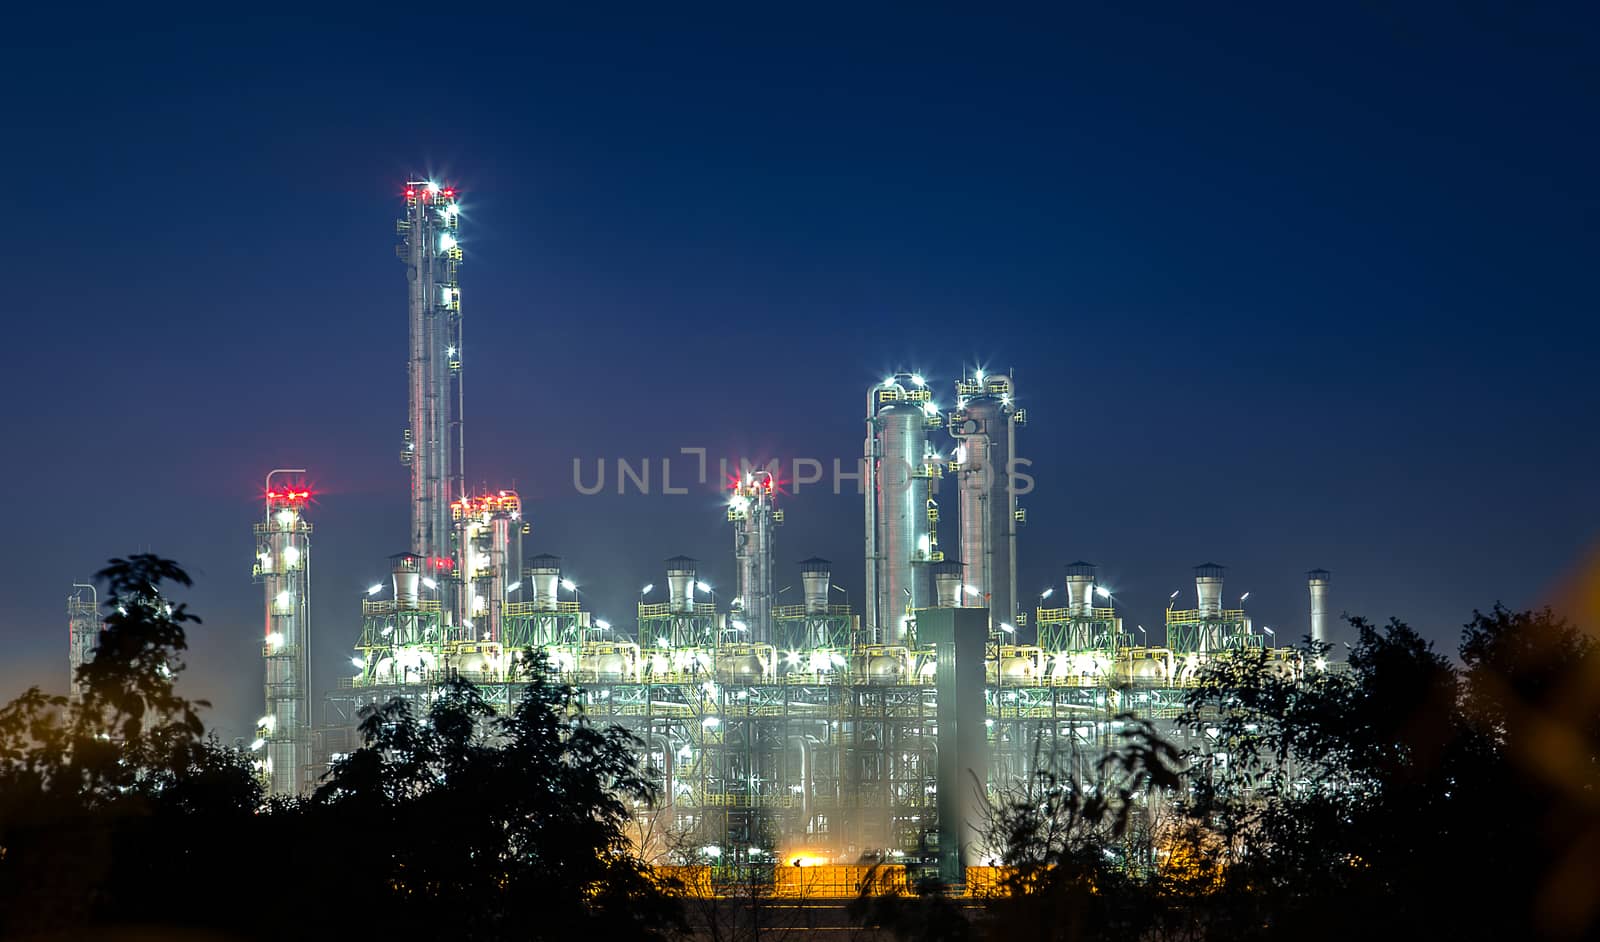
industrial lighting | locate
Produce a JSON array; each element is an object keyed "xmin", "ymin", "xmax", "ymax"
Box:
[
  {"xmin": 1169, "ymin": 590, "xmax": 1180, "ymax": 600},
  {"xmin": 1040, "ymin": 588, "xmax": 1054, "ymax": 601},
  {"xmin": 350, "ymin": 657, "xmax": 364, "ymax": 669},
  {"xmin": 641, "ymin": 583, "xmax": 655, "ymax": 597},
  {"xmin": 366, "ymin": 583, "xmax": 384, "ymax": 596},
  {"xmin": 257, "ymin": 715, "xmax": 274, "ymax": 729},
  {"xmin": 266, "ymin": 632, "xmax": 284, "ymax": 648},
  {"xmin": 1262, "ymin": 626, "xmax": 1275, "ymax": 636},
  {"xmin": 561, "ymin": 578, "xmax": 577, "ymax": 592},
  {"xmin": 439, "ymin": 233, "xmax": 457, "ymax": 251},
  {"xmin": 446, "ymin": 345, "xmax": 457, "ymax": 357},
  {"xmin": 702, "ymin": 716, "xmax": 720, "ymax": 728},
  {"xmin": 596, "ymin": 619, "xmax": 612, "ymax": 631},
  {"xmin": 1240, "ymin": 592, "xmax": 1251, "ymax": 603},
  {"xmin": 421, "ymin": 577, "xmax": 438, "ymax": 590},
  {"xmin": 962, "ymin": 585, "xmax": 980, "ymax": 597},
  {"xmin": 250, "ymin": 738, "xmax": 266, "ymax": 751},
  {"xmin": 911, "ymin": 374, "xmax": 925, "ymax": 387},
  {"xmin": 283, "ymin": 546, "xmax": 300, "ymax": 566},
  {"xmin": 999, "ymin": 623, "xmax": 1016, "ymax": 634},
  {"xmin": 975, "ymin": 368, "xmax": 985, "ymax": 382},
  {"xmin": 505, "ymin": 581, "xmax": 522, "ymax": 594},
  {"xmin": 695, "ymin": 581, "xmax": 712, "ymax": 594},
  {"xmin": 1095, "ymin": 586, "xmax": 1111, "ymax": 599}
]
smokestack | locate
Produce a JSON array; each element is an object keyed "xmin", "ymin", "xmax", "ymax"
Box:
[
  {"xmin": 800, "ymin": 557, "xmax": 832, "ymax": 614},
  {"xmin": 1308, "ymin": 569, "xmax": 1331, "ymax": 645},
  {"xmin": 1065, "ymin": 561, "xmax": 1096, "ymax": 617},
  {"xmin": 933, "ymin": 559, "xmax": 964, "ymax": 609},
  {"xmin": 665, "ymin": 556, "xmax": 697, "ymax": 614},
  {"xmin": 527, "ymin": 554, "xmax": 561, "ymax": 612},
  {"xmin": 1195, "ymin": 563, "xmax": 1225, "ymax": 617},
  {"xmin": 392, "ymin": 553, "xmax": 422, "ymax": 608}
]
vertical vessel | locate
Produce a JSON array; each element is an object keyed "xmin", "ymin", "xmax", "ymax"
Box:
[
  {"xmin": 398, "ymin": 180, "xmax": 464, "ymax": 617},
  {"xmin": 865, "ymin": 373, "xmax": 942, "ymax": 644},
  {"xmin": 949, "ymin": 370, "xmax": 1022, "ymax": 632},
  {"xmin": 729, "ymin": 470, "xmax": 781, "ymax": 644},
  {"xmin": 67, "ymin": 583, "xmax": 99, "ymax": 702},
  {"xmin": 255, "ymin": 470, "xmax": 312, "ymax": 797}
]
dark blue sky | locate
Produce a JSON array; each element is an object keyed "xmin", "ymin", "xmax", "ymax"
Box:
[{"xmin": 5, "ymin": 6, "xmax": 1597, "ymax": 738}]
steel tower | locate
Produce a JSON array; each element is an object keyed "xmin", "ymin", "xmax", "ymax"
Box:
[
  {"xmin": 67, "ymin": 583, "xmax": 99, "ymax": 702},
  {"xmin": 254, "ymin": 470, "xmax": 312, "ymax": 796},
  {"xmin": 398, "ymin": 180, "xmax": 464, "ymax": 613},
  {"xmin": 729, "ymin": 470, "xmax": 782, "ymax": 644}
]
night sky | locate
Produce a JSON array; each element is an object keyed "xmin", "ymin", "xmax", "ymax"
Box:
[{"xmin": 6, "ymin": 7, "xmax": 1597, "ymax": 740}]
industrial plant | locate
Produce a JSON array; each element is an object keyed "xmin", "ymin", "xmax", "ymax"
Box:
[{"xmin": 77, "ymin": 179, "xmax": 1337, "ymax": 891}]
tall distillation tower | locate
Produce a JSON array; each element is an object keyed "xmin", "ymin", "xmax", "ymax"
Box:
[
  {"xmin": 864, "ymin": 372, "xmax": 944, "ymax": 644},
  {"xmin": 398, "ymin": 180, "xmax": 464, "ymax": 615},
  {"xmin": 948, "ymin": 370, "xmax": 1023, "ymax": 632},
  {"xmin": 67, "ymin": 583, "xmax": 99, "ymax": 702},
  {"xmin": 254, "ymin": 471, "xmax": 312, "ymax": 796},
  {"xmin": 729, "ymin": 470, "xmax": 782, "ymax": 644}
]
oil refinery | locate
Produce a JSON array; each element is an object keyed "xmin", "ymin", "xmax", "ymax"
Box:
[{"xmin": 75, "ymin": 178, "xmax": 1338, "ymax": 891}]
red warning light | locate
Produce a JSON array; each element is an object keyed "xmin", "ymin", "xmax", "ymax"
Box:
[
  {"xmin": 404, "ymin": 187, "xmax": 415, "ymax": 199},
  {"xmin": 443, "ymin": 187, "xmax": 455, "ymax": 198}
]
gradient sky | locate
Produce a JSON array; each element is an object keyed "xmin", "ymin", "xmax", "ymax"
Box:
[{"xmin": 5, "ymin": 6, "xmax": 1597, "ymax": 740}]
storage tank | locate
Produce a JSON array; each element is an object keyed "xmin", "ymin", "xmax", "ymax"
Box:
[
  {"xmin": 666, "ymin": 556, "xmax": 697, "ymax": 614},
  {"xmin": 800, "ymin": 557, "xmax": 832, "ymax": 614},
  {"xmin": 1195, "ymin": 563, "xmax": 1226, "ymax": 616},
  {"xmin": 527, "ymin": 554, "xmax": 562, "ymax": 612}
]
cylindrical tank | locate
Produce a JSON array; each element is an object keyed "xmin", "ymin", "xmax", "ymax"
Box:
[
  {"xmin": 932, "ymin": 559, "xmax": 963, "ymax": 608},
  {"xmin": 876, "ymin": 397, "xmax": 929, "ymax": 644},
  {"xmin": 952, "ymin": 376, "xmax": 1016, "ymax": 632},
  {"xmin": 527, "ymin": 554, "xmax": 561, "ymax": 612},
  {"xmin": 666, "ymin": 556, "xmax": 697, "ymax": 614},
  {"xmin": 1308, "ymin": 569, "xmax": 1331, "ymax": 646},
  {"xmin": 392, "ymin": 553, "xmax": 421, "ymax": 608},
  {"xmin": 1195, "ymin": 563, "xmax": 1226, "ymax": 616},
  {"xmin": 800, "ymin": 557, "xmax": 832, "ymax": 614},
  {"xmin": 1065, "ymin": 561, "xmax": 1096, "ymax": 616}
]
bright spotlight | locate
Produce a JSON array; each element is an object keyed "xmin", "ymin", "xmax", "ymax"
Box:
[{"xmin": 366, "ymin": 583, "xmax": 384, "ymax": 596}]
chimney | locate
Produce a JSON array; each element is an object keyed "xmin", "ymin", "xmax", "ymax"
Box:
[{"xmin": 800, "ymin": 557, "xmax": 832, "ymax": 614}]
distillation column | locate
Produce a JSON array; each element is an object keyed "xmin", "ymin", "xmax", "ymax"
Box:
[
  {"xmin": 67, "ymin": 583, "xmax": 99, "ymax": 702},
  {"xmin": 867, "ymin": 373, "xmax": 940, "ymax": 644},
  {"xmin": 453, "ymin": 491, "xmax": 523, "ymax": 642},
  {"xmin": 949, "ymin": 370, "xmax": 1021, "ymax": 632},
  {"xmin": 730, "ymin": 471, "xmax": 781, "ymax": 644},
  {"xmin": 398, "ymin": 180, "xmax": 464, "ymax": 617},
  {"xmin": 255, "ymin": 471, "xmax": 312, "ymax": 797}
]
